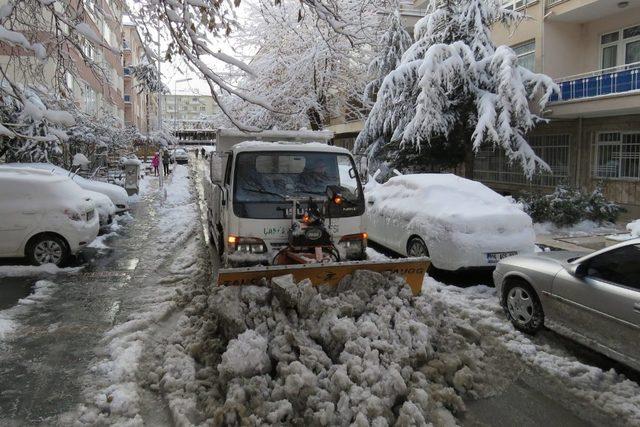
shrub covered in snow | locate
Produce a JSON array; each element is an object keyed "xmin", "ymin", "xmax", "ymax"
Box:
[{"xmin": 518, "ymin": 184, "xmax": 624, "ymax": 226}]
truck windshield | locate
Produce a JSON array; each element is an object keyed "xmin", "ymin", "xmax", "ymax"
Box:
[{"xmin": 233, "ymin": 151, "xmax": 365, "ymax": 219}]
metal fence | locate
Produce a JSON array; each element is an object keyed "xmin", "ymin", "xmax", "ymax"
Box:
[
  {"xmin": 474, "ymin": 134, "xmax": 570, "ymax": 187},
  {"xmin": 549, "ymin": 62, "xmax": 640, "ymax": 103}
]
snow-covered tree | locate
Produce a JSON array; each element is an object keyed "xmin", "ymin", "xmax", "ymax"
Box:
[
  {"xmin": 356, "ymin": 0, "xmax": 560, "ymax": 178},
  {"xmin": 225, "ymin": 0, "xmax": 386, "ymax": 131},
  {"xmin": 363, "ymin": 9, "xmax": 412, "ymax": 107}
]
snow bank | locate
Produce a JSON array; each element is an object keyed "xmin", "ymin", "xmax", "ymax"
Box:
[
  {"xmin": 626, "ymin": 219, "xmax": 640, "ymax": 237},
  {"xmin": 0, "ymin": 280, "xmax": 58, "ymax": 341},
  {"xmin": 534, "ymin": 220, "xmax": 622, "ymax": 237},
  {"xmin": 426, "ymin": 279, "xmax": 640, "ymax": 425},
  {"xmin": 163, "ymin": 271, "xmax": 507, "ymax": 425},
  {"xmin": 0, "ymin": 264, "xmax": 82, "ymax": 278}
]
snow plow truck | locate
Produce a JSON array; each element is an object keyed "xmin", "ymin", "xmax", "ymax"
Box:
[{"xmin": 205, "ymin": 129, "xmax": 429, "ymax": 295}]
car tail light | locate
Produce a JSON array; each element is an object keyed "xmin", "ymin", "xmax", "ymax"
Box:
[
  {"xmin": 64, "ymin": 209, "xmax": 82, "ymax": 221},
  {"xmin": 228, "ymin": 236, "xmax": 267, "ymax": 254}
]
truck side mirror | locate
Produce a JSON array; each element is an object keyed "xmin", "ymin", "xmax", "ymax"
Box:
[{"xmin": 210, "ymin": 153, "xmax": 225, "ymax": 185}]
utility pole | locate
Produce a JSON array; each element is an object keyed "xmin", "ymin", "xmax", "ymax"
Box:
[{"xmin": 156, "ymin": 17, "xmax": 164, "ymax": 191}]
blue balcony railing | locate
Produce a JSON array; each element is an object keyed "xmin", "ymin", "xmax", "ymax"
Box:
[{"xmin": 549, "ymin": 62, "xmax": 640, "ymax": 103}]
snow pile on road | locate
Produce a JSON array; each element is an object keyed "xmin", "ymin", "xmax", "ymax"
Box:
[
  {"xmin": 163, "ymin": 271, "xmax": 504, "ymax": 425},
  {"xmin": 428, "ymin": 279, "xmax": 640, "ymax": 425},
  {"xmin": 627, "ymin": 219, "xmax": 640, "ymax": 237},
  {"xmin": 0, "ymin": 280, "xmax": 58, "ymax": 340}
]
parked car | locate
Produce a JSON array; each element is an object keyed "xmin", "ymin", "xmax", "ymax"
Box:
[
  {"xmin": 0, "ymin": 167, "xmax": 100, "ymax": 266},
  {"xmin": 172, "ymin": 148, "xmax": 189, "ymax": 164},
  {"xmin": 84, "ymin": 190, "xmax": 116, "ymax": 231},
  {"xmin": 364, "ymin": 174, "xmax": 535, "ymax": 270},
  {"xmin": 4, "ymin": 162, "xmax": 129, "ymax": 213},
  {"xmin": 493, "ymin": 239, "xmax": 640, "ymax": 371}
]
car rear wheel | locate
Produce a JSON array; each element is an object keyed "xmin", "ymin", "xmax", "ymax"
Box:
[
  {"xmin": 407, "ymin": 236, "xmax": 429, "ymax": 258},
  {"xmin": 503, "ymin": 280, "xmax": 544, "ymax": 334},
  {"xmin": 27, "ymin": 234, "xmax": 69, "ymax": 267}
]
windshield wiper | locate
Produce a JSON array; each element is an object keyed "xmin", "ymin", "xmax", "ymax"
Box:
[{"xmin": 242, "ymin": 186, "xmax": 286, "ymax": 200}]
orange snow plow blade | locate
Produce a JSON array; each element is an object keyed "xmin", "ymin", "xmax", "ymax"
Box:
[{"xmin": 216, "ymin": 258, "xmax": 430, "ymax": 296}]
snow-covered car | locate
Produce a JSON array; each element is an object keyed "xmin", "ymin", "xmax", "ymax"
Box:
[
  {"xmin": 4, "ymin": 162, "xmax": 129, "ymax": 213},
  {"xmin": 364, "ymin": 174, "xmax": 535, "ymax": 270},
  {"xmin": 172, "ymin": 148, "xmax": 189, "ymax": 164},
  {"xmin": 493, "ymin": 238, "xmax": 640, "ymax": 371},
  {"xmin": 0, "ymin": 167, "xmax": 100, "ymax": 266},
  {"xmin": 84, "ymin": 190, "xmax": 116, "ymax": 230}
]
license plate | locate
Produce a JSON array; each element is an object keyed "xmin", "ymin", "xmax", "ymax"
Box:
[{"xmin": 486, "ymin": 251, "xmax": 517, "ymax": 264}]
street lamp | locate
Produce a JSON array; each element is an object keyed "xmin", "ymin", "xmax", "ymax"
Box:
[{"xmin": 174, "ymin": 77, "xmax": 193, "ymax": 130}]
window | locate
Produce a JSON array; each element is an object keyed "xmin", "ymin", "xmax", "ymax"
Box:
[
  {"xmin": 123, "ymin": 67, "xmax": 131, "ymax": 75},
  {"xmin": 585, "ymin": 244, "xmax": 640, "ymax": 289},
  {"xmin": 83, "ymin": 85, "xmax": 97, "ymax": 114},
  {"xmin": 600, "ymin": 24, "xmax": 640, "ymax": 69},
  {"xmin": 502, "ymin": 0, "xmax": 528, "ymax": 10},
  {"xmin": 474, "ymin": 134, "xmax": 570, "ymax": 186},
  {"xmin": 595, "ymin": 132, "xmax": 640, "ymax": 179},
  {"xmin": 513, "ymin": 40, "xmax": 535, "ymax": 71},
  {"xmin": 124, "ymin": 94, "xmax": 131, "ymax": 103}
]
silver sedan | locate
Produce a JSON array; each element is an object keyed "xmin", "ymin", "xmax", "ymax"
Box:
[{"xmin": 493, "ymin": 238, "xmax": 640, "ymax": 371}]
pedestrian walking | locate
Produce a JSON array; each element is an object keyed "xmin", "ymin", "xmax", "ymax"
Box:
[
  {"xmin": 162, "ymin": 149, "xmax": 171, "ymax": 175},
  {"xmin": 151, "ymin": 152, "xmax": 160, "ymax": 176},
  {"xmin": 201, "ymin": 147, "xmax": 206, "ymax": 159},
  {"xmin": 195, "ymin": 148, "xmax": 199, "ymax": 159}
]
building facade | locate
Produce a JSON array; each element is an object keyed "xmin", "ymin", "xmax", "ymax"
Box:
[
  {"xmin": 161, "ymin": 94, "xmax": 218, "ymax": 130},
  {"xmin": 329, "ymin": 0, "xmax": 640, "ymax": 213},
  {"xmin": 123, "ymin": 18, "xmax": 158, "ymax": 134}
]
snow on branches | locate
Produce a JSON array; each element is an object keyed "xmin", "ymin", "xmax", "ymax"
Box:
[
  {"xmin": 356, "ymin": 0, "xmax": 560, "ymax": 178},
  {"xmin": 363, "ymin": 10, "xmax": 412, "ymax": 107},
  {"xmin": 225, "ymin": 0, "xmax": 385, "ymax": 131}
]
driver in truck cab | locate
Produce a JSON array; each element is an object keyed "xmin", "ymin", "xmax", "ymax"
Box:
[{"xmin": 300, "ymin": 159, "xmax": 330, "ymax": 187}]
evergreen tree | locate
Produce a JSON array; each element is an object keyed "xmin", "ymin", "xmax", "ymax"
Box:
[
  {"xmin": 356, "ymin": 0, "xmax": 559, "ymax": 179},
  {"xmin": 363, "ymin": 9, "xmax": 412, "ymax": 107}
]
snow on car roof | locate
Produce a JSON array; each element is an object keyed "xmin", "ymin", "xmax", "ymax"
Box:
[
  {"xmin": 233, "ymin": 140, "xmax": 351, "ymax": 155},
  {"xmin": 0, "ymin": 166, "xmax": 67, "ymax": 183},
  {"xmin": 367, "ymin": 173, "xmax": 525, "ymax": 222}
]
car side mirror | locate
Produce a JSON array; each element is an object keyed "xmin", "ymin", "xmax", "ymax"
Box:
[{"xmin": 567, "ymin": 263, "xmax": 587, "ymax": 278}]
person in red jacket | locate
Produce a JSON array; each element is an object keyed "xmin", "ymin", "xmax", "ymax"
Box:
[{"xmin": 151, "ymin": 152, "xmax": 160, "ymax": 176}]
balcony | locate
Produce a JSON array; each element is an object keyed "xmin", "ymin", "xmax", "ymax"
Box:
[
  {"xmin": 546, "ymin": 0, "xmax": 640, "ymax": 22},
  {"xmin": 547, "ymin": 62, "xmax": 640, "ymax": 117}
]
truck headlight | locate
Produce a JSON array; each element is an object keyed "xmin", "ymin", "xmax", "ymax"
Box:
[
  {"xmin": 339, "ymin": 233, "xmax": 367, "ymax": 258},
  {"xmin": 228, "ymin": 236, "xmax": 267, "ymax": 254}
]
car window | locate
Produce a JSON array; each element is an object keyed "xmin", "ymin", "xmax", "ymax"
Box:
[{"xmin": 586, "ymin": 244, "xmax": 640, "ymax": 289}]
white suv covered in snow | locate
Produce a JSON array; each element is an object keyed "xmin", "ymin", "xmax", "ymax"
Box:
[
  {"xmin": 365, "ymin": 174, "xmax": 535, "ymax": 270},
  {"xmin": 0, "ymin": 167, "xmax": 100, "ymax": 266}
]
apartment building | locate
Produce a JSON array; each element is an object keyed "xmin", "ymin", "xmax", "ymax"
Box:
[
  {"xmin": 123, "ymin": 17, "xmax": 158, "ymax": 134},
  {"xmin": 330, "ymin": 0, "xmax": 640, "ymax": 212},
  {"xmin": 0, "ymin": 0, "xmax": 126, "ymax": 122},
  {"xmin": 161, "ymin": 94, "xmax": 218, "ymax": 129},
  {"xmin": 474, "ymin": 0, "xmax": 640, "ymax": 214}
]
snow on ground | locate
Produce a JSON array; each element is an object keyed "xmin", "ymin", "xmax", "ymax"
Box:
[
  {"xmin": 534, "ymin": 220, "xmax": 622, "ymax": 238},
  {"xmin": 0, "ymin": 264, "xmax": 83, "ymax": 278},
  {"xmin": 424, "ymin": 278, "xmax": 640, "ymax": 425},
  {"xmin": 154, "ymin": 269, "xmax": 522, "ymax": 425},
  {"xmin": 68, "ymin": 164, "xmax": 203, "ymax": 425},
  {"xmin": 0, "ymin": 280, "xmax": 58, "ymax": 340}
]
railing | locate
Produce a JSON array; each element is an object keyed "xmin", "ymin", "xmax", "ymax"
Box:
[{"xmin": 549, "ymin": 61, "xmax": 640, "ymax": 103}]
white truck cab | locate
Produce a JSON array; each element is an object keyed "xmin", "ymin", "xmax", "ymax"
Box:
[{"xmin": 205, "ymin": 129, "xmax": 367, "ymax": 267}]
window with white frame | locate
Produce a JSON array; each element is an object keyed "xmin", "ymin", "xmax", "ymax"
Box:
[
  {"xmin": 83, "ymin": 85, "xmax": 97, "ymax": 114},
  {"xmin": 502, "ymin": 0, "xmax": 529, "ymax": 10},
  {"xmin": 600, "ymin": 24, "xmax": 640, "ymax": 69},
  {"xmin": 512, "ymin": 39, "xmax": 536, "ymax": 71},
  {"xmin": 595, "ymin": 132, "xmax": 640, "ymax": 179}
]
